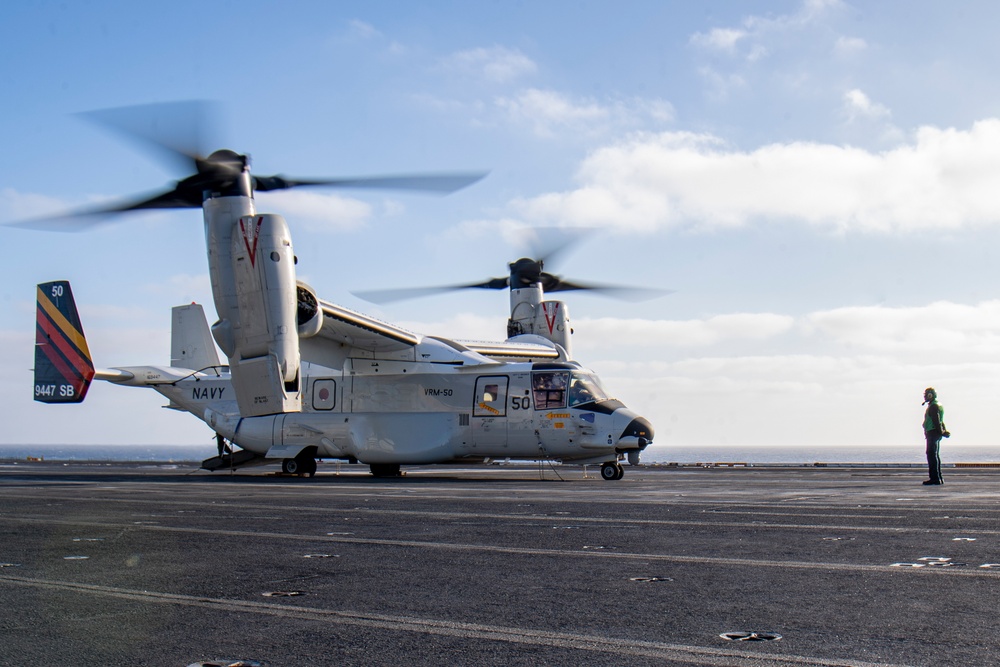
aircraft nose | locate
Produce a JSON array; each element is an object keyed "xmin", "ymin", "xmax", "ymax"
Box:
[{"xmin": 620, "ymin": 415, "xmax": 654, "ymax": 447}]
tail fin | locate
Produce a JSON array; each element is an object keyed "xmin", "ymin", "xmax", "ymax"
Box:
[
  {"xmin": 171, "ymin": 303, "xmax": 221, "ymax": 370},
  {"xmin": 34, "ymin": 281, "xmax": 94, "ymax": 403}
]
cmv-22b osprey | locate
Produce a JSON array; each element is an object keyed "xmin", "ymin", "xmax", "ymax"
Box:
[{"xmin": 29, "ymin": 103, "xmax": 655, "ymax": 480}]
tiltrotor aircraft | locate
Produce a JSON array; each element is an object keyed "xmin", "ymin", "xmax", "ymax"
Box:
[{"xmin": 28, "ymin": 102, "xmax": 655, "ymax": 480}]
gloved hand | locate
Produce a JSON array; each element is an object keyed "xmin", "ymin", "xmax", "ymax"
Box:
[{"xmin": 943, "ymin": 431, "xmax": 951, "ymax": 438}]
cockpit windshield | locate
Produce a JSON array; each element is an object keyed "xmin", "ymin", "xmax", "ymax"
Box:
[
  {"xmin": 532, "ymin": 371, "xmax": 568, "ymax": 409},
  {"xmin": 532, "ymin": 370, "xmax": 611, "ymax": 409},
  {"xmin": 568, "ymin": 372, "xmax": 609, "ymax": 406}
]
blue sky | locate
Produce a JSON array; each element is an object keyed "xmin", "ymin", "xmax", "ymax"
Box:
[{"xmin": 3, "ymin": 1, "xmax": 1000, "ymax": 455}]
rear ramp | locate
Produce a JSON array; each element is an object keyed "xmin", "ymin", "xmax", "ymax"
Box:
[{"xmin": 201, "ymin": 449, "xmax": 267, "ymax": 471}]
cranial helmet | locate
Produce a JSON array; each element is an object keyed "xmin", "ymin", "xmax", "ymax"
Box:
[{"xmin": 924, "ymin": 387, "xmax": 937, "ymax": 399}]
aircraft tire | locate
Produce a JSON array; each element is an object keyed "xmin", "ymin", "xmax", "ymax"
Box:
[
  {"xmin": 282, "ymin": 458, "xmax": 299, "ymax": 475},
  {"xmin": 303, "ymin": 458, "xmax": 317, "ymax": 477},
  {"xmin": 600, "ymin": 461, "xmax": 620, "ymax": 481},
  {"xmin": 370, "ymin": 463, "xmax": 401, "ymax": 478}
]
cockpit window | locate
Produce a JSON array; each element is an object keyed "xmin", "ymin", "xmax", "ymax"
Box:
[
  {"xmin": 568, "ymin": 372, "xmax": 609, "ymax": 406},
  {"xmin": 532, "ymin": 371, "xmax": 568, "ymax": 409}
]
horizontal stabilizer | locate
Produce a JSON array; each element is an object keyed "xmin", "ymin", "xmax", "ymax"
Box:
[{"xmin": 34, "ymin": 281, "xmax": 94, "ymax": 403}]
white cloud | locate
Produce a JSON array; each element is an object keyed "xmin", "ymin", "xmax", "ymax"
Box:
[
  {"xmin": 695, "ymin": 67, "xmax": 748, "ymax": 101},
  {"xmin": 142, "ymin": 273, "xmax": 213, "ymax": 306},
  {"xmin": 841, "ymin": 89, "xmax": 903, "ymax": 145},
  {"xmin": 834, "ymin": 35, "xmax": 867, "ymax": 56},
  {"xmin": 745, "ymin": 44, "xmax": 769, "ymax": 63},
  {"xmin": 744, "ymin": 0, "xmax": 845, "ymax": 35},
  {"xmin": 406, "ymin": 300, "xmax": 1000, "ymax": 364},
  {"xmin": 575, "ymin": 313, "xmax": 795, "ymax": 349},
  {"xmin": 805, "ymin": 300, "xmax": 1000, "ymax": 357},
  {"xmin": 343, "ymin": 19, "xmax": 407, "ymax": 55},
  {"xmin": 419, "ymin": 41, "xmax": 673, "ymax": 138},
  {"xmin": 690, "ymin": 28, "xmax": 747, "ymax": 54},
  {"xmin": 570, "ymin": 299, "xmax": 1000, "ymax": 447},
  {"xmin": 494, "ymin": 88, "xmax": 674, "ymax": 138},
  {"xmin": 843, "ymin": 89, "xmax": 891, "ymax": 122},
  {"xmin": 688, "ymin": 0, "xmax": 858, "ymax": 103},
  {"xmin": 409, "ymin": 93, "xmax": 483, "ymax": 115},
  {"xmin": 442, "ymin": 46, "xmax": 537, "ymax": 83},
  {"xmin": 259, "ymin": 191, "xmax": 372, "ymax": 232},
  {"xmin": 348, "ymin": 20, "xmax": 381, "ymax": 40},
  {"xmin": 0, "ymin": 187, "xmax": 71, "ymax": 221},
  {"xmin": 398, "ymin": 313, "xmax": 499, "ymax": 341},
  {"xmin": 0, "ymin": 188, "xmax": 182, "ymax": 230},
  {"xmin": 503, "ymin": 120, "xmax": 1000, "ymax": 233},
  {"xmin": 625, "ymin": 98, "xmax": 676, "ymax": 124},
  {"xmin": 574, "ymin": 299, "xmax": 1000, "ymax": 359},
  {"xmin": 441, "ymin": 217, "xmax": 546, "ymax": 250},
  {"xmin": 690, "ymin": 0, "xmax": 845, "ymax": 61},
  {"xmin": 600, "ymin": 350, "xmax": 998, "ymax": 448},
  {"xmin": 495, "ymin": 89, "xmax": 608, "ymax": 137}
]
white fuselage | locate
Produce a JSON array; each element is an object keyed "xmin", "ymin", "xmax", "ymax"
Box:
[{"xmin": 115, "ymin": 355, "xmax": 648, "ymax": 467}]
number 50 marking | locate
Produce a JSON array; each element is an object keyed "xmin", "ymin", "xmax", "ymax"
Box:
[{"xmin": 511, "ymin": 396, "xmax": 531, "ymax": 410}]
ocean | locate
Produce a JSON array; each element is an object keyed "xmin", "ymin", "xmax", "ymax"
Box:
[
  {"xmin": 641, "ymin": 444, "xmax": 1000, "ymax": 466},
  {"xmin": 0, "ymin": 443, "xmax": 997, "ymax": 465}
]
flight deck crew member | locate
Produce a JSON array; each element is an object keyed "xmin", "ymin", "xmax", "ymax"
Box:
[{"xmin": 922, "ymin": 387, "xmax": 950, "ymax": 485}]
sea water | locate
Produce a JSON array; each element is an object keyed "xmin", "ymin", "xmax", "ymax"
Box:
[{"xmin": 641, "ymin": 444, "xmax": 999, "ymax": 465}]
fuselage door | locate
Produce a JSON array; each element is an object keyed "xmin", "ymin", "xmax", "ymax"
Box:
[
  {"xmin": 532, "ymin": 370, "xmax": 574, "ymax": 453},
  {"xmin": 472, "ymin": 375, "xmax": 509, "ymax": 449},
  {"xmin": 506, "ymin": 372, "xmax": 536, "ymax": 454}
]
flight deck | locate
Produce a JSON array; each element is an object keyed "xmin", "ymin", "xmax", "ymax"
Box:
[{"xmin": 1, "ymin": 462, "xmax": 998, "ymax": 666}]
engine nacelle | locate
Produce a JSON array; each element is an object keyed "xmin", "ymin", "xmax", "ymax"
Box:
[
  {"xmin": 226, "ymin": 214, "xmax": 302, "ymax": 416},
  {"xmin": 507, "ymin": 293, "xmax": 573, "ymax": 359},
  {"xmin": 296, "ymin": 281, "xmax": 324, "ymax": 339},
  {"xmin": 537, "ymin": 300, "xmax": 571, "ymax": 358}
]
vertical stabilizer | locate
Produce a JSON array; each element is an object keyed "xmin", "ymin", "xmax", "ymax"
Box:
[
  {"xmin": 171, "ymin": 304, "xmax": 221, "ymax": 370},
  {"xmin": 34, "ymin": 281, "xmax": 95, "ymax": 403}
]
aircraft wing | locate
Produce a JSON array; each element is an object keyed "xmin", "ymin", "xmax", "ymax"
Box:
[
  {"xmin": 312, "ymin": 300, "xmax": 562, "ymax": 361},
  {"xmin": 460, "ymin": 340, "xmax": 561, "ymax": 361},
  {"xmin": 316, "ymin": 299, "xmax": 421, "ymax": 353}
]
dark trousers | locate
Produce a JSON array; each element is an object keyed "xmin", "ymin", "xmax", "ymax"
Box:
[{"xmin": 925, "ymin": 430, "xmax": 943, "ymax": 483}]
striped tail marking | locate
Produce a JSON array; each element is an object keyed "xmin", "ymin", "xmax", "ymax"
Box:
[{"xmin": 34, "ymin": 281, "xmax": 94, "ymax": 403}]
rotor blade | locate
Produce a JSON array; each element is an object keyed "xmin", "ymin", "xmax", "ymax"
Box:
[
  {"xmin": 545, "ymin": 276, "xmax": 675, "ymax": 302},
  {"xmin": 254, "ymin": 171, "xmax": 488, "ymax": 194},
  {"xmin": 6, "ymin": 186, "xmax": 200, "ymax": 232},
  {"xmin": 78, "ymin": 100, "xmax": 218, "ymax": 173},
  {"xmin": 353, "ymin": 278, "xmax": 508, "ymax": 304},
  {"xmin": 5, "ymin": 212, "xmax": 119, "ymax": 232},
  {"xmin": 517, "ymin": 226, "xmax": 595, "ymax": 269},
  {"xmin": 96, "ymin": 186, "xmax": 203, "ymax": 212}
]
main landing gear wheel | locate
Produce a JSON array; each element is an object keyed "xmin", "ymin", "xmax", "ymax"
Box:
[
  {"xmin": 601, "ymin": 461, "xmax": 624, "ymax": 481},
  {"xmin": 282, "ymin": 457, "xmax": 317, "ymax": 477},
  {"xmin": 370, "ymin": 463, "xmax": 402, "ymax": 478},
  {"xmin": 303, "ymin": 458, "xmax": 317, "ymax": 477}
]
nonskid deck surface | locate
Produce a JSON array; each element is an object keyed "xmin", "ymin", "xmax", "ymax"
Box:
[{"xmin": 0, "ymin": 462, "xmax": 997, "ymax": 666}]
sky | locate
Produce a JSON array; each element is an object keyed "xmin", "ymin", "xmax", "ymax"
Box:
[{"xmin": 3, "ymin": 0, "xmax": 1000, "ymax": 456}]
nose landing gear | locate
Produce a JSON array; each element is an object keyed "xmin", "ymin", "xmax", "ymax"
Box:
[{"xmin": 600, "ymin": 460, "xmax": 625, "ymax": 481}]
